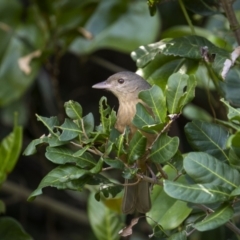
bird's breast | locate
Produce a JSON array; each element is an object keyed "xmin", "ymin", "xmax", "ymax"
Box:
[{"xmin": 115, "ymin": 100, "xmax": 138, "ymax": 134}]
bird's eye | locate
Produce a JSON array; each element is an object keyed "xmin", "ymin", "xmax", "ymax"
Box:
[{"xmin": 118, "ymin": 78, "xmax": 124, "ymax": 84}]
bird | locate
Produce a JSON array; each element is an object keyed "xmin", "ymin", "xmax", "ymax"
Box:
[{"xmin": 92, "ymin": 71, "xmax": 153, "ymax": 214}]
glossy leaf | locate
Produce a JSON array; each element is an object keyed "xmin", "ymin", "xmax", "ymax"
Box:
[
  {"xmin": 0, "ymin": 217, "xmax": 32, "ymax": 240},
  {"xmin": 185, "ymin": 120, "xmax": 229, "ymax": 161},
  {"xmin": 184, "ymin": 152, "xmax": 240, "ymax": 190},
  {"xmin": 127, "ymin": 131, "xmax": 147, "ymax": 164},
  {"xmin": 45, "ymin": 146, "xmax": 96, "ymax": 168},
  {"xmin": 58, "ymin": 118, "xmax": 81, "ymax": 141},
  {"xmin": 193, "ymin": 204, "xmax": 233, "ymax": 231},
  {"xmin": 166, "ymin": 73, "xmax": 189, "ymax": 114},
  {"xmin": 28, "ymin": 165, "xmax": 89, "ymax": 201},
  {"xmin": 164, "ymin": 181, "xmax": 231, "ymax": 204},
  {"xmin": 88, "ymin": 193, "xmax": 123, "ymax": 240},
  {"xmin": 0, "ymin": 117, "xmax": 22, "ymax": 183},
  {"xmin": 64, "ymin": 100, "xmax": 82, "ymax": 120},
  {"xmin": 139, "ymin": 85, "xmax": 167, "ymax": 123},
  {"xmin": 149, "ymin": 133, "xmax": 179, "ymax": 164},
  {"xmin": 131, "ymin": 41, "xmax": 169, "ymax": 68}
]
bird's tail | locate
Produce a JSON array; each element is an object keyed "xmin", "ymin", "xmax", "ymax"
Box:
[{"xmin": 122, "ymin": 178, "xmax": 151, "ymax": 214}]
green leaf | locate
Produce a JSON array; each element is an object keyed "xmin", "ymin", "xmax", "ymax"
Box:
[
  {"xmin": 58, "ymin": 118, "xmax": 81, "ymax": 141},
  {"xmin": 127, "ymin": 130, "xmax": 147, "ymax": 164},
  {"xmin": 132, "ymin": 103, "xmax": 155, "ymax": 132},
  {"xmin": 36, "ymin": 115, "xmax": 59, "ymax": 137},
  {"xmin": 148, "ymin": 165, "xmax": 191, "ymax": 230},
  {"xmin": 82, "ymin": 112, "xmax": 94, "ymax": 134},
  {"xmin": 70, "ymin": 0, "xmax": 160, "ymax": 54},
  {"xmin": 148, "ymin": 184, "xmax": 191, "ymax": 230},
  {"xmin": 23, "ymin": 135, "xmax": 68, "ymax": 156},
  {"xmin": 164, "ymin": 180, "xmax": 231, "ymax": 204},
  {"xmin": 184, "ymin": 152, "xmax": 240, "ymax": 190},
  {"xmin": 88, "ymin": 193, "xmax": 123, "ymax": 240},
  {"xmin": 98, "ymin": 97, "xmax": 116, "ymax": 134},
  {"xmin": 169, "ymin": 231, "xmax": 187, "ymax": 240},
  {"xmin": 139, "ymin": 85, "xmax": 167, "ymax": 123},
  {"xmin": 0, "ymin": 217, "xmax": 32, "ymax": 240},
  {"xmin": 161, "ymin": 35, "xmax": 230, "ymax": 78},
  {"xmin": 149, "ymin": 133, "xmax": 179, "ymax": 164},
  {"xmin": 114, "ymin": 130, "xmax": 127, "ymax": 157},
  {"xmin": 220, "ymin": 98, "xmax": 240, "ymax": 124},
  {"xmin": 229, "ymin": 131, "xmax": 240, "ymax": 169},
  {"xmin": 184, "ymin": 120, "xmax": 229, "ymax": 161},
  {"xmin": 131, "ymin": 40, "xmax": 169, "ymax": 68},
  {"xmin": 179, "ymin": 74, "xmax": 197, "ymax": 108},
  {"xmin": 103, "ymin": 158, "xmax": 124, "ymax": 170},
  {"xmin": 28, "ymin": 165, "xmax": 89, "ymax": 201},
  {"xmin": 0, "ymin": 116, "xmax": 22, "ymax": 183},
  {"xmin": 45, "ymin": 146, "xmax": 96, "ymax": 168},
  {"xmin": 166, "ymin": 73, "xmax": 189, "ymax": 114},
  {"xmin": 90, "ymin": 157, "xmax": 104, "ymax": 174},
  {"xmin": 73, "ymin": 145, "xmax": 90, "ymax": 157},
  {"xmin": 64, "ymin": 100, "xmax": 82, "ymax": 120},
  {"xmin": 193, "ymin": 204, "xmax": 233, "ymax": 231},
  {"xmin": 220, "ymin": 68, "xmax": 240, "ymax": 106}
]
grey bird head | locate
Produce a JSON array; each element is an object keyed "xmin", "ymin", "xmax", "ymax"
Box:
[{"xmin": 92, "ymin": 71, "xmax": 151, "ymax": 101}]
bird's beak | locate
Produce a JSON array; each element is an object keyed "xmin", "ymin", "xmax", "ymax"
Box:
[{"xmin": 92, "ymin": 81, "xmax": 111, "ymax": 89}]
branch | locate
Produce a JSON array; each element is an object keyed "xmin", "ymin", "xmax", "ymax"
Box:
[
  {"xmin": 1, "ymin": 181, "xmax": 89, "ymax": 225},
  {"xmin": 220, "ymin": 0, "xmax": 240, "ymax": 45}
]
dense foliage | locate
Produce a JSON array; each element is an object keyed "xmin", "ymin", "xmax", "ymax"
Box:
[{"xmin": 1, "ymin": 0, "xmax": 240, "ymax": 239}]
